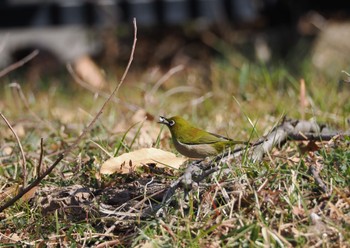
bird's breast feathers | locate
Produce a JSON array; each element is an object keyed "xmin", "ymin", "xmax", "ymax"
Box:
[{"xmin": 172, "ymin": 138, "xmax": 218, "ymax": 158}]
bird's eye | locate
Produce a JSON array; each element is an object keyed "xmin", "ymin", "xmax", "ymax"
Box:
[{"xmin": 169, "ymin": 120, "xmax": 175, "ymax": 126}]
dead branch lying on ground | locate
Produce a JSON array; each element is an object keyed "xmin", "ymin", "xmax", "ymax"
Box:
[
  {"xmin": 160, "ymin": 117, "xmax": 348, "ymax": 206},
  {"xmin": 27, "ymin": 117, "xmax": 349, "ymax": 227},
  {"xmin": 174, "ymin": 119, "xmax": 346, "ymax": 211}
]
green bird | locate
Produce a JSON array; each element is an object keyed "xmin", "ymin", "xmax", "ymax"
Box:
[{"xmin": 158, "ymin": 116, "xmax": 249, "ymax": 158}]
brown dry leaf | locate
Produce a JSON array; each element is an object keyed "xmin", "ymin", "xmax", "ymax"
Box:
[
  {"xmin": 0, "ymin": 185, "xmax": 17, "ymax": 202},
  {"xmin": 0, "ymin": 185, "xmax": 38, "ymax": 203},
  {"xmin": 73, "ymin": 55, "xmax": 107, "ymax": 89},
  {"xmin": 100, "ymin": 148, "xmax": 187, "ymax": 175},
  {"xmin": 20, "ymin": 186, "xmax": 38, "ymax": 202}
]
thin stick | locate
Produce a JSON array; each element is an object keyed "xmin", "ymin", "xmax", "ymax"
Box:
[
  {"xmin": 37, "ymin": 138, "xmax": 44, "ymax": 176},
  {"xmin": 0, "ymin": 18, "xmax": 137, "ymax": 213},
  {"xmin": 63, "ymin": 18, "xmax": 137, "ymax": 156},
  {"xmin": 0, "ymin": 50, "xmax": 39, "ymax": 78},
  {"xmin": 288, "ymin": 132, "xmax": 349, "ymax": 141},
  {"xmin": 0, "ymin": 113, "xmax": 27, "ymax": 187}
]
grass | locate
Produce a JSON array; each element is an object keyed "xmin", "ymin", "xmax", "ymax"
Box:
[{"xmin": 0, "ymin": 41, "xmax": 349, "ymax": 247}]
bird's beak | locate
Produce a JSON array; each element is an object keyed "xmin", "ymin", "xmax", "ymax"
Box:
[{"xmin": 158, "ymin": 116, "xmax": 169, "ymax": 125}]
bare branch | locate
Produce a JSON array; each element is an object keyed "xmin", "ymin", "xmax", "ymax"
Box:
[
  {"xmin": 37, "ymin": 138, "xmax": 44, "ymax": 176},
  {"xmin": 0, "ymin": 50, "xmax": 39, "ymax": 78}
]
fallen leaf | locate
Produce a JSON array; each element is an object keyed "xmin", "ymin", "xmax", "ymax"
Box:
[
  {"xmin": 0, "ymin": 184, "xmax": 38, "ymax": 203},
  {"xmin": 20, "ymin": 186, "xmax": 38, "ymax": 202},
  {"xmin": 0, "ymin": 185, "xmax": 17, "ymax": 202},
  {"xmin": 100, "ymin": 148, "xmax": 187, "ymax": 175},
  {"xmin": 73, "ymin": 55, "xmax": 107, "ymax": 89}
]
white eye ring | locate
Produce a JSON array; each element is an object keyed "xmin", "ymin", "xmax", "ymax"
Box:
[{"xmin": 169, "ymin": 120, "xmax": 175, "ymax": 126}]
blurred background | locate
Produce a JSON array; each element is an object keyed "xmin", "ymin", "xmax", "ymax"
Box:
[{"xmin": 1, "ymin": 0, "xmax": 350, "ymax": 82}]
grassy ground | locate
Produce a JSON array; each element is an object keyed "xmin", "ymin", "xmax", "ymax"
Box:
[{"xmin": 0, "ymin": 37, "xmax": 349, "ymax": 247}]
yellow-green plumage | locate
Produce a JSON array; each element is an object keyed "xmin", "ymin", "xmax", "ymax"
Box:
[{"xmin": 159, "ymin": 116, "xmax": 248, "ymax": 158}]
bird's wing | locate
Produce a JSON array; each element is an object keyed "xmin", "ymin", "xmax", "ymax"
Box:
[
  {"xmin": 193, "ymin": 132, "xmax": 248, "ymax": 145},
  {"xmin": 185, "ymin": 132, "xmax": 229, "ymax": 145}
]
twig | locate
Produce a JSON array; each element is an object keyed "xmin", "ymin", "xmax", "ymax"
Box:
[
  {"xmin": 252, "ymin": 121, "xmax": 290, "ymax": 162},
  {"xmin": 150, "ymin": 64, "xmax": 184, "ymax": 95},
  {"xmin": 0, "ymin": 50, "xmax": 39, "ymax": 78},
  {"xmin": 252, "ymin": 119, "xmax": 350, "ymax": 162},
  {"xmin": 0, "ymin": 18, "xmax": 138, "ymax": 213},
  {"xmin": 65, "ymin": 18, "xmax": 136, "ymax": 156},
  {"xmin": 0, "ymin": 113, "xmax": 27, "ymax": 187},
  {"xmin": 37, "ymin": 138, "xmax": 44, "ymax": 176},
  {"xmin": 288, "ymin": 132, "xmax": 349, "ymax": 141}
]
